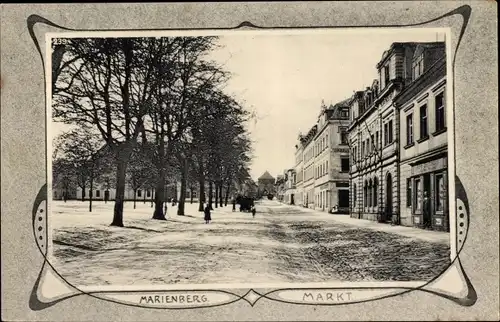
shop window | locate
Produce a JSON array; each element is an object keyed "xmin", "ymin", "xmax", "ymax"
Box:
[
  {"xmin": 406, "ymin": 179, "xmax": 412, "ymax": 207},
  {"xmin": 341, "ymin": 158, "xmax": 350, "ymax": 172},
  {"xmin": 415, "ymin": 178, "xmax": 422, "ymax": 210},
  {"xmin": 436, "ymin": 174, "xmax": 444, "ymax": 212},
  {"xmin": 435, "ymin": 92, "xmax": 446, "ymax": 132},
  {"xmin": 420, "ymin": 104, "xmax": 428, "ymax": 139},
  {"xmin": 406, "ymin": 113, "xmax": 414, "ymax": 145}
]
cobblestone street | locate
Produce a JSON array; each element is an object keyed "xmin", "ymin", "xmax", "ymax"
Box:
[{"xmin": 51, "ymin": 199, "xmax": 450, "ymax": 286}]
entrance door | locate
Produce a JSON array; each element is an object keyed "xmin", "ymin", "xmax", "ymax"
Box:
[
  {"xmin": 290, "ymin": 194, "xmax": 295, "ymax": 205},
  {"xmin": 338, "ymin": 190, "xmax": 350, "ymax": 211},
  {"xmin": 386, "ymin": 173, "xmax": 393, "ymax": 220},
  {"xmin": 423, "ymin": 173, "xmax": 431, "ymax": 227}
]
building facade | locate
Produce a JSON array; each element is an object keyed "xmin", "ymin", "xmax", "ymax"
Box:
[
  {"xmin": 348, "ymin": 41, "xmax": 447, "ymax": 231},
  {"xmin": 293, "ymin": 100, "xmax": 351, "ymax": 213},
  {"xmin": 293, "ymin": 136, "xmax": 305, "ymax": 206},
  {"xmin": 348, "ymin": 42, "xmax": 423, "ymax": 223},
  {"xmin": 395, "ymin": 43, "xmax": 448, "ymax": 231},
  {"xmin": 257, "ymin": 171, "xmax": 276, "ymax": 197},
  {"xmin": 283, "ymin": 168, "xmax": 297, "ymax": 205}
]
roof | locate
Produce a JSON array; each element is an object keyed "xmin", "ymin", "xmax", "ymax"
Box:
[{"xmin": 258, "ymin": 171, "xmax": 275, "ymax": 180}]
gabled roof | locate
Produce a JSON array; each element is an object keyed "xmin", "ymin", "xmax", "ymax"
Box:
[{"xmin": 258, "ymin": 171, "xmax": 275, "ymax": 180}]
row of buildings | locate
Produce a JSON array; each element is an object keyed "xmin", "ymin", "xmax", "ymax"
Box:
[{"xmin": 280, "ymin": 41, "xmax": 449, "ymax": 232}]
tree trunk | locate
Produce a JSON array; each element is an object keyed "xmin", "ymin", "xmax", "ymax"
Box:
[
  {"xmin": 81, "ymin": 187, "xmax": 85, "ymax": 202},
  {"xmin": 133, "ymin": 189, "xmax": 137, "ymax": 209},
  {"xmin": 177, "ymin": 163, "xmax": 187, "ymax": 216},
  {"xmin": 111, "ymin": 156, "xmax": 128, "ymax": 227},
  {"xmin": 143, "ymin": 191, "xmax": 146, "ymax": 204},
  {"xmin": 190, "ymin": 187, "xmax": 194, "ymax": 204},
  {"xmin": 214, "ymin": 182, "xmax": 219, "ymax": 208},
  {"xmin": 151, "ymin": 187, "xmax": 154, "ymax": 208},
  {"xmin": 219, "ymin": 183, "xmax": 223, "ymax": 207},
  {"xmin": 198, "ymin": 176, "xmax": 205, "ymax": 212},
  {"xmin": 208, "ymin": 181, "xmax": 213, "ymax": 210},
  {"xmin": 89, "ymin": 178, "xmax": 94, "ymax": 213},
  {"xmin": 224, "ymin": 182, "xmax": 231, "ymax": 207},
  {"xmin": 152, "ymin": 168, "xmax": 166, "ymax": 220}
]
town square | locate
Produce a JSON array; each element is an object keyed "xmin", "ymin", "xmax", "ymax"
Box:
[{"xmin": 50, "ymin": 29, "xmax": 452, "ymax": 287}]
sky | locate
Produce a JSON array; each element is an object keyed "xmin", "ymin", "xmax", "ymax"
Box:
[
  {"xmin": 50, "ymin": 28, "xmax": 446, "ymax": 182},
  {"xmin": 207, "ymin": 29, "xmax": 445, "ymax": 181}
]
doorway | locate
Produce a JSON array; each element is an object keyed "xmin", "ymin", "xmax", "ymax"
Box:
[
  {"xmin": 290, "ymin": 194, "xmax": 295, "ymax": 205},
  {"xmin": 338, "ymin": 190, "xmax": 350, "ymax": 208},
  {"xmin": 423, "ymin": 173, "xmax": 431, "ymax": 227},
  {"xmin": 385, "ymin": 173, "xmax": 393, "ymax": 220}
]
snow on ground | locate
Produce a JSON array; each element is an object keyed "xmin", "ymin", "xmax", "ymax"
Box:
[{"xmin": 50, "ymin": 199, "xmax": 450, "ymax": 287}]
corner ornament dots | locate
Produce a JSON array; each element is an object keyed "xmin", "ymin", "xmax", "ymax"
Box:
[{"xmin": 29, "ymin": 5, "xmax": 476, "ymax": 310}]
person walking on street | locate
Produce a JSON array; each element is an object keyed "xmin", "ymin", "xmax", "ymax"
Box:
[
  {"xmin": 232, "ymin": 198, "xmax": 236, "ymax": 212},
  {"xmin": 204, "ymin": 204, "xmax": 212, "ymax": 224},
  {"xmin": 251, "ymin": 206, "xmax": 256, "ymax": 218}
]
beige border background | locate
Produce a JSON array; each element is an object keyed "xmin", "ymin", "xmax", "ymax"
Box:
[{"xmin": 1, "ymin": 2, "xmax": 498, "ymax": 321}]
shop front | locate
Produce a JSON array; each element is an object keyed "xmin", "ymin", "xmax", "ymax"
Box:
[{"xmin": 410, "ymin": 155, "xmax": 449, "ymax": 232}]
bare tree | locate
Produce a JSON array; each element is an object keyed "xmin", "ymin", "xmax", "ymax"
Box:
[{"xmin": 53, "ymin": 38, "xmax": 156, "ymax": 226}]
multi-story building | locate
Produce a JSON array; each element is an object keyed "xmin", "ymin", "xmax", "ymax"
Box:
[
  {"xmin": 348, "ymin": 41, "xmax": 447, "ymax": 230},
  {"xmin": 283, "ymin": 168, "xmax": 297, "ymax": 205},
  {"xmin": 302, "ymin": 125, "xmax": 317, "ymax": 208},
  {"xmin": 257, "ymin": 171, "xmax": 276, "ymax": 197},
  {"xmin": 292, "ymin": 100, "xmax": 351, "ymax": 212},
  {"xmin": 313, "ymin": 100, "xmax": 351, "ymax": 212},
  {"xmin": 395, "ymin": 42, "xmax": 448, "ymax": 231},
  {"xmin": 348, "ymin": 42, "xmax": 423, "ymax": 223},
  {"xmin": 293, "ymin": 136, "xmax": 305, "ymax": 206}
]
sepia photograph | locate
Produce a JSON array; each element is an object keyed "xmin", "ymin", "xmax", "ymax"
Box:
[{"xmin": 48, "ymin": 28, "xmax": 453, "ymax": 288}]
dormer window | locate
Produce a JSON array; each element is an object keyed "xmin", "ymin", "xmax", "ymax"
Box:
[
  {"xmin": 412, "ymin": 53, "xmax": 424, "ymax": 80},
  {"xmin": 384, "ymin": 65, "xmax": 390, "ymax": 87}
]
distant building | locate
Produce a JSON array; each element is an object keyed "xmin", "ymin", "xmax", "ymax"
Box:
[
  {"xmin": 283, "ymin": 168, "xmax": 297, "ymax": 205},
  {"xmin": 257, "ymin": 171, "xmax": 276, "ymax": 196},
  {"xmin": 292, "ymin": 99, "xmax": 351, "ymax": 212}
]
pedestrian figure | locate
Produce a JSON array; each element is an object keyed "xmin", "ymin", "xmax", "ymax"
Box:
[
  {"xmin": 422, "ymin": 191, "xmax": 431, "ymax": 229},
  {"xmin": 232, "ymin": 198, "xmax": 236, "ymax": 212},
  {"xmin": 204, "ymin": 204, "xmax": 212, "ymax": 224},
  {"xmin": 251, "ymin": 206, "xmax": 256, "ymax": 218}
]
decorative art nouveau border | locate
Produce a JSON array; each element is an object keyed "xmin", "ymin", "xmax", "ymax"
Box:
[{"xmin": 28, "ymin": 5, "xmax": 477, "ymax": 311}]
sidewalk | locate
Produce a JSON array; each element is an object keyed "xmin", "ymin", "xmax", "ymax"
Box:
[{"xmin": 294, "ymin": 205, "xmax": 450, "ymax": 245}]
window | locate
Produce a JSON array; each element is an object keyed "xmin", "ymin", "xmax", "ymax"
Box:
[
  {"xmin": 340, "ymin": 127, "xmax": 348, "ymax": 145},
  {"xmin": 435, "ymin": 92, "xmax": 446, "ymax": 132},
  {"xmin": 364, "ymin": 183, "xmax": 368, "ymax": 207},
  {"xmin": 384, "ymin": 123, "xmax": 388, "ymax": 145},
  {"xmin": 412, "ymin": 54, "xmax": 424, "ymax": 80},
  {"xmin": 374, "ymin": 178, "xmax": 378, "ymax": 207},
  {"xmin": 384, "ymin": 65, "xmax": 390, "ymax": 87},
  {"xmin": 326, "ymin": 160, "xmax": 328, "ymax": 174},
  {"xmin": 147, "ymin": 190, "xmax": 151, "ymax": 197},
  {"xmin": 341, "ymin": 109, "xmax": 348, "ymax": 118},
  {"xmin": 96, "ymin": 190, "xmax": 100, "ymax": 198},
  {"xmin": 406, "ymin": 113, "xmax": 414, "ymax": 145},
  {"xmin": 341, "ymin": 158, "xmax": 350, "ymax": 172},
  {"xmin": 367, "ymin": 138, "xmax": 370, "ymax": 154},
  {"xmin": 375, "ymin": 131, "xmax": 379, "ymax": 149},
  {"xmin": 137, "ymin": 190, "xmax": 142, "ymax": 197},
  {"xmin": 368, "ymin": 180, "xmax": 372, "ymax": 207},
  {"xmin": 388, "ymin": 120, "xmax": 393, "ymax": 143},
  {"xmin": 415, "ymin": 178, "xmax": 421, "ymax": 210},
  {"xmin": 436, "ymin": 174, "xmax": 444, "ymax": 211},
  {"xmin": 370, "ymin": 134, "xmax": 374, "ymax": 152},
  {"xmin": 326, "ymin": 134, "xmax": 329, "ymax": 148},
  {"xmin": 406, "ymin": 178, "xmax": 412, "ymax": 207},
  {"xmin": 420, "ymin": 104, "xmax": 428, "ymax": 139}
]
